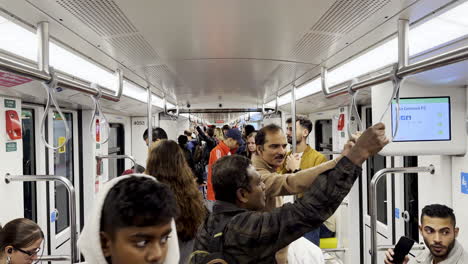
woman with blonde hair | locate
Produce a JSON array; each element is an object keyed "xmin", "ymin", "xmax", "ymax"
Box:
[
  {"xmin": 146, "ymin": 140, "xmax": 207, "ymax": 264},
  {"xmin": 214, "ymin": 127, "xmax": 224, "ymax": 143}
]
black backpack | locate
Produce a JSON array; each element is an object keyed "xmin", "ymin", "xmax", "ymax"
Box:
[{"xmin": 189, "ymin": 218, "xmax": 238, "ymax": 264}]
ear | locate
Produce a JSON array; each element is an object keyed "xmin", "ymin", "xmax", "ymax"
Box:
[
  {"xmin": 302, "ymin": 128, "xmax": 309, "ymax": 138},
  {"xmin": 236, "ymin": 188, "xmax": 249, "ymax": 204},
  {"xmin": 256, "ymin": 145, "xmax": 264, "ymax": 154},
  {"xmin": 455, "ymin": 227, "xmax": 459, "ymax": 238},
  {"xmin": 100, "ymin": 232, "xmax": 112, "ymax": 258}
]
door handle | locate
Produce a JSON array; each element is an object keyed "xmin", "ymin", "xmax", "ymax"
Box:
[{"xmin": 401, "ymin": 210, "xmax": 410, "ymax": 222}]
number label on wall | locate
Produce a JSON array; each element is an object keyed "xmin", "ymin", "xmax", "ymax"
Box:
[{"xmin": 134, "ymin": 121, "xmax": 145, "ymax": 125}]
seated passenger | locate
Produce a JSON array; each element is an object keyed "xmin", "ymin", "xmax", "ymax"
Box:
[
  {"xmin": 385, "ymin": 204, "xmax": 467, "ymax": 264},
  {"xmin": 78, "ymin": 175, "xmax": 180, "ymax": 264},
  {"xmin": 146, "ymin": 140, "xmax": 207, "ymax": 264},
  {"xmin": 0, "ymin": 218, "xmax": 44, "ymax": 264},
  {"xmin": 190, "ymin": 123, "xmax": 388, "ymax": 263}
]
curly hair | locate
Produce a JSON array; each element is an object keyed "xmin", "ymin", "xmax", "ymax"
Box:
[{"xmin": 146, "ymin": 140, "xmax": 207, "ymax": 242}]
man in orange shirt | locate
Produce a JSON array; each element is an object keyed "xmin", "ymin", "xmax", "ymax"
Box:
[{"xmin": 206, "ymin": 128, "xmax": 243, "ymax": 210}]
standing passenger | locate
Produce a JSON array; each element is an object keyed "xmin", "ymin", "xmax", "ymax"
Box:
[
  {"xmin": 78, "ymin": 175, "xmax": 180, "ymax": 264},
  {"xmin": 280, "ymin": 116, "xmax": 335, "ymax": 246},
  {"xmin": 0, "ymin": 218, "xmax": 44, "ymax": 264},
  {"xmin": 206, "ymin": 129, "xmax": 244, "ymax": 205},
  {"xmin": 245, "ymin": 132, "xmax": 257, "ymax": 159},
  {"xmin": 143, "ymin": 127, "xmax": 168, "ymax": 146},
  {"xmin": 146, "ymin": 140, "xmax": 207, "ymax": 264}
]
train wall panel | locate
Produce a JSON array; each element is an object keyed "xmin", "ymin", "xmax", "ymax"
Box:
[{"xmin": 0, "ymin": 96, "xmax": 24, "ymax": 225}]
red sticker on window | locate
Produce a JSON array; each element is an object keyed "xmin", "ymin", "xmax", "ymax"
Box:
[{"xmin": 0, "ymin": 71, "xmax": 32, "ymax": 87}]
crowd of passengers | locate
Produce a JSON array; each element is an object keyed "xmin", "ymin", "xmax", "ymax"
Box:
[{"xmin": 1, "ymin": 116, "xmax": 467, "ymax": 264}]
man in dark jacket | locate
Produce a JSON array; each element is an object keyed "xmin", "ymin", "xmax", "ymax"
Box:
[{"xmin": 191, "ymin": 123, "xmax": 389, "ymax": 264}]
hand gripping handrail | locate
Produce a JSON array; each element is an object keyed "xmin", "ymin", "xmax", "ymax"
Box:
[
  {"xmin": 89, "ymin": 83, "xmax": 110, "ymax": 144},
  {"xmin": 369, "ymin": 165, "xmax": 435, "ymax": 264},
  {"xmin": 39, "ymin": 67, "xmax": 71, "ymax": 151},
  {"xmin": 4, "ymin": 174, "xmax": 78, "ymax": 263},
  {"xmin": 96, "ymin": 155, "xmax": 137, "ymax": 173},
  {"xmin": 164, "ymin": 96, "xmax": 180, "ymax": 118}
]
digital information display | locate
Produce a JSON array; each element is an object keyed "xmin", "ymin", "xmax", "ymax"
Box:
[{"xmin": 391, "ymin": 97, "xmax": 451, "ymax": 142}]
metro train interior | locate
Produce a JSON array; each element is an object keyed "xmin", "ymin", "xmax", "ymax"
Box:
[{"xmin": 1, "ymin": 0, "xmax": 468, "ymax": 263}]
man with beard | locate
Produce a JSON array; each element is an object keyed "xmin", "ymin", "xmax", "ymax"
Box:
[
  {"xmin": 251, "ymin": 123, "xmax": 347, "ymax": 263},
  {"xmin": 280, "ymin": 116, "xmax": 336, "ymax": 246},
  {"xmin": 385, "ymin": 204, "xmax": 467, "ymax": 264}
]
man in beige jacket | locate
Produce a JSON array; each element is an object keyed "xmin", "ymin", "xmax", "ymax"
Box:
[{"xmin": 252, "ymin": 123, "xmax": 349, "ymax": 263}]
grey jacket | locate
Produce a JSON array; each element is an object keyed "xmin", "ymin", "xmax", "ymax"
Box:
[{"xmin": 410, "ymin": 241, "xmax": 467, "ymax": 264}]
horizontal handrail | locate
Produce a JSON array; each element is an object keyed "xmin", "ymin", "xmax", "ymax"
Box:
[
  {"xmin": 322, "ymin": 248, "xmax": 347, "ymax": 253},
  {"xmin": 37, "ymin": 255, "xmax": 71, "ymax": 261},
  {"xmin": 96, "ymin": 155, "xmax": 137, "ymax": 173},
  {"xmin": 4, "ymin": 174, "xmax": 78, "ymax": 263},
  {"xmin": 378, "ymin": 244, "xmax": 426, "ymax": 251}
]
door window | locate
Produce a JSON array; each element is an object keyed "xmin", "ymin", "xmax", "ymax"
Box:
[
  {"xmin": 108, "ymin": 123, "xmax": 125, "ymax": 179},
  {"xmin": 404, "ymin": 156, "xmax": 419, "ymax": 242},
  {"xmin": 21, "ymin": 109, "xmax": 37, "ymax": 222},
  {"xmin": 53, "ymin": 112, "xmax": 74, "ymax": 233},
  {"xmin": 365, "ymin": 108, "xmax": 387, "ymax": 224}
]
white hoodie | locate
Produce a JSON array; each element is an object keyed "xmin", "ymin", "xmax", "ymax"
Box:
[{"xmin": 77, "ymin": 174, "xmax": 180, "ymax": 264}]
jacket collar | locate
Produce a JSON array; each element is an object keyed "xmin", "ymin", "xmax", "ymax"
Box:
[
  {"xmin": 415, "ymin": 240, "xmax": 464, "ymax": 263},
  {"xmin": 213, "ymin": 200, "xmax": 248, "ymax": 214},
  {"xmin": 219, "ymin": 141, "xmax": 231, "ymax": 153},
  {"xmin": 251, "ymin": 154, "xmax": 275, "ymax": 172}
]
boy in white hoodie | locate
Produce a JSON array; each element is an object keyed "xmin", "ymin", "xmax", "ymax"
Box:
[{"xmin": 78, "ymin": 174, "xmax": 180, "ymax": 264}]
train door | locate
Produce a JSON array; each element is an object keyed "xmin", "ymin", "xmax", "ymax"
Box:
[
  {"xmin": 47, "ymin": 109, "xmax": 80, "ymax": 258},
  {"xmin": 361, "ymin": 106, "xmax": 394, "ymax": 263},
  {"xmin": 108, "ymin": 123, "xmax": 125, "ymax": 179},
  {"xmin": 21, "ymin": 108, "xmax": 37, "ymax": 222}
]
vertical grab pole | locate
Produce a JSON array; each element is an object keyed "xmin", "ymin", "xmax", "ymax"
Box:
[
  {"xmin": 369, "ymin": 166, "xmax": 434, "ymax": 264},
  {"xmin": 291, "ymin": 71, "xmax": 297, "ymax": 154},
  {"xmin": 398, "ymin": 19, "xmax": 410, "ymax": 70},
  {"xmin": 37, "ymin": 21, "xmax": 49, "ymax": 75},
  {"xmin": 147, "ymin": 85, "xmax": 152, "ymax": 149}
]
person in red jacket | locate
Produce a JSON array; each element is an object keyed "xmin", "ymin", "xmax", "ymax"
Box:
[{"xmin": 206, "ymin": 129, "xmax": 244, "ymax": 209}]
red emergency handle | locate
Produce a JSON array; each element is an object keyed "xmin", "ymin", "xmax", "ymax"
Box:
[
  {"xmin": 337, "ymin": 113, "xmax": 345, "ymax": 131},
  {"xmin": 5, "ymin": 110, "xmax": 22, "ymax": 140}
]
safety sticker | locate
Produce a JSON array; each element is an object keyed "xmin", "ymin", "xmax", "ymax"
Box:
[
  {"xmin": 461, "ymin": 172, "xmax": 468, "ymax": 195},
  {"xmin": 0, "ymin": 71, "xmax": 32, "ymax": 87},
  {"xmin": 6, "ymin": 142, "xmax": 17, "ymax": 152},
  {"xmin": 58, "ymin": 137, "xmax": 66, "ymax": 153}
]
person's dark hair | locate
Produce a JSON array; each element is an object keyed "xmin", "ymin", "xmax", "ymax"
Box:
[
  {"xmin": 286, "ymin": 115, "xmax": 313, "ymax": 137},
  {"xmin": 143, "ymin": 127, "xmax": 168, "ymax": 141},
  {"xmin": 178, "ymin": 135, "xmax": 188, "ymax": 146},
  {"xmin": 212, "ymin": 155, "xmax": 252, "ymax": 203},
  {"xmin": 100, "ymin": 176, "xmax": 178, "ymax": 238},
  {"xmin": 421, "ymin": 204, "xmax": 456, "ymax": 227},
  {"xmin": 0, "ymin": 218, "xmax": 44, "ymax": 255},
  {"xmin": 244, "ymin": 124, "xmax": 255, "ymax": 138},
  {"xmin": 146, "ymin": 140, "xmax": 206, "ymax": 241},
  {"xmin": 222, "ymin": 124, "xmax": 230, "ymax": 131},
  {"xmin": 207, "ymin": 127, "xmax": 215, "ymax": 137},
  {"xmin": 255, "ymin": 124, "xmax": 283, "ymax": 146},
  {"xmin": 184, "ymin": 130, "xmax": 192, "ymax": 137}
]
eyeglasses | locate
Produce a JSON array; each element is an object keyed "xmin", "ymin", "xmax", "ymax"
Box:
[{"xmin": 13, "ymin": 246, "xmax": 41, "ymax": 257}]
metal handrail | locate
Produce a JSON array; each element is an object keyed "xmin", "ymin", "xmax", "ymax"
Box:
[
  {"xmin": 37, "ymin": 255, "xmax": 72, "ymax": 261},
  {"xmin": 378, "ymin": 244, "xmax": 426, "ymax": 251},
  {"xmin": 369, "ymin": 166, "xmax": 435, "ymax": 264},
  {"xmin": 321, "ymin": 19, "xmax": 468, "ymax": 98},
  {"xmin": 322, "ymin": 248, "xmax": 347, "ymax": 253},
  {"xmin": 4, "ymin": 174, "xmax": 78, "ymax": 263},
  {"xmin": 96, "ymin": 155, "xmax": 137, "ymax": 173},
  {"xmin": 0, "ymin": 21, "xmax": 123, "ymax": 102}
]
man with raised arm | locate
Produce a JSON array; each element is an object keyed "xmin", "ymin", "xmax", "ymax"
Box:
[{"xmin": 191, "ymin": 123, "xmax": 389, "ymax": 264}]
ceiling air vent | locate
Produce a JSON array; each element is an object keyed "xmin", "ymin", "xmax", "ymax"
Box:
[
  {"xmin": 105, "ymin": 34, "xmax": 160, "ymax": 66},
  {"xmin": 56, "ymin": 0, "xmax": 138, "ymax": 37},
  {"xmin": 293, "ymin": 0, "xmax": 390, "ymax": 59}
]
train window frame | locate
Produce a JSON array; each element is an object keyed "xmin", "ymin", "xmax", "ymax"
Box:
[{"xmin": 21, "ymin": 108, "xmax": 37, "ymax": 222}]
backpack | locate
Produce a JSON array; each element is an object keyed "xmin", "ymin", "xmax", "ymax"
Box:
[
  {"xmin": 193, "ymin": 143, "xmax": 205, "ymax": 163},
  {"xmin": 189, "ymin": 218, "xmax": 238, "ymax": 264}
]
